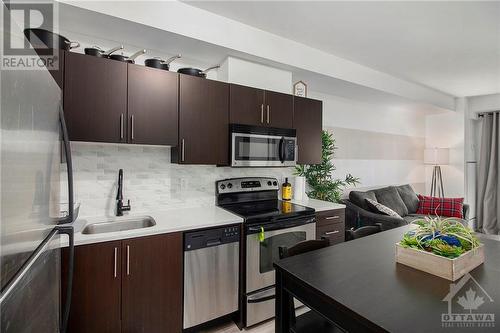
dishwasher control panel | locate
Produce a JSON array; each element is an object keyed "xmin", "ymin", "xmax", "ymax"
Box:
[{"xmin": 184, "ymin": 225, "xmax": 240, "ymax": 251}]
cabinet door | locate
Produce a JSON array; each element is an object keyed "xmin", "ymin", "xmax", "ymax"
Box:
[
  {"xmin": 294, "ymin": 97, "xmax": 322, "ymax": 164},
  {"xmin": 178, "ymin": 75, "xmax": 229, "ymax": 165},
  {"xmin": 63, "ymin": 52, "xmax": 127, "ymax": 143},
  {"xmin": 62, "ymin": 241, "xmax": 122, "ymax": 333},
  {"xmin": 229, "ymin": 84, "xmax": 265, "ymax": 126},
  {"xmin": 316, "ymin": 209, "xmax": 345, "ymax": 245},
  {"xmin": 264, "ymin": 90, "xmax": 293, "ymax": 128},
  {"xmin": 127, "ymin": 64, "xmax": 178, "ymax": 145},
  {"xmin": 122, "ymin": 233, "xmax": 183, "ymax": 333}
]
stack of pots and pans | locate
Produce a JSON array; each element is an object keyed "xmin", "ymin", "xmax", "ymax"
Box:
[
  {"xmin": 177, "ymin": 65, "xmax": 220, "ymax": 78},
  {"xmin": 24, "ymin": 28, "xmax": 80, "ymax": 51},
  {"xmin": 84, "ymin": 45, "xmax": 123, "ymax": 58},
  {"xmin": 108, "ymin": 49, "xmax": 147, "ymax": 63},
  {"xmin": 144, "ymin": 55, "xmax": 181, "ymax": 71}
]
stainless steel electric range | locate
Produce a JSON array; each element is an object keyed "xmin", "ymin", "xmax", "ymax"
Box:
[{"xmin": 216, "ymin": 177, "xmax": 316, "ymax": 327}]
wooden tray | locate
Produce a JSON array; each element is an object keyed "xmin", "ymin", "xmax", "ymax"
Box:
[{"xmin": 395, "ymin": 243, "xmax": 485, "ymax": 281}]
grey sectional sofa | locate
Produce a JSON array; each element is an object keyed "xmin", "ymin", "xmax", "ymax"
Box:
[{"xmin": 342, "ymin": 184, "xmax": 469, "ymax": 231}]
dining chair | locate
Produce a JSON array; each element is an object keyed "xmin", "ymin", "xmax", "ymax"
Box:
[
  {"xmin": 345, "ymin": 223, "xmax": 383, "ymax": 241},
  {"xmin": 279, "ymin": 239, "xmax": 345, "ymax": 333}
]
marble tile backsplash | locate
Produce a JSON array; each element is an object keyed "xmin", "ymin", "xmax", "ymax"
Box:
[{"xmin": 62, "ymin": 142, "xmax": 295, "ymax": 218}]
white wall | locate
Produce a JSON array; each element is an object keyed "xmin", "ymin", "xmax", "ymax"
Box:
[
  {"xmin": 425, "ymin": 102, "xmax": 465, "ymax": 198},
  {"xmin": 219, "ymin": 57, "xmax": 292, "ymax": 94}
]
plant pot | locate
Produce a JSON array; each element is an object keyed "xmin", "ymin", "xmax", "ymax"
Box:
[{"xmin": 395, "ymin": 243, "xmax": 485, "ymax": 281}]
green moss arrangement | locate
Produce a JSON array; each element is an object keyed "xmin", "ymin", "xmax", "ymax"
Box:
[
  {"xmin": 295, "ymin": 130, "xmax": 359, "ymax": 203},
  {"xmin": 400, "ymin": 216, "xmax": 480, "ymax": 259}
]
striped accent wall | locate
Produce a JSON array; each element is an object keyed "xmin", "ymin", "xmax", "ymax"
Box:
[{"xmin": 310, "ymin": 91, "xmax": 428, "ymax": 196}]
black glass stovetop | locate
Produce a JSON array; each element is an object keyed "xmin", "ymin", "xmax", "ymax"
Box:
[{"xmin": 221, "ymin": 199, "xmax": 315, "ymax": 225}]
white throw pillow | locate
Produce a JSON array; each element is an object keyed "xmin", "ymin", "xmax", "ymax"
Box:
[{"xmin": 365, "ymin": 198, "xmax": 401, "ymax": 218}]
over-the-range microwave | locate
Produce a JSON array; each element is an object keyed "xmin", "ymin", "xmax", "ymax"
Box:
[{"xmin": 230, "ymin": 124, "xmax": 297, "ymax": 167}]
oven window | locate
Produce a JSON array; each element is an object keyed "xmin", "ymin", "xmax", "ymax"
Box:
[
  {"xmin": 235, "ymin": 136, "xmax": 280, "ymax": 161},
  {"xmin": 259, "ymin": 231, "xmax": 306, "ymax": 273}
]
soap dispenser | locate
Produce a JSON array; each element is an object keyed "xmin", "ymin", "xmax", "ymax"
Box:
[{"xmin": 282, "ymin": 177, "xmax": 292, "ymax": 201}]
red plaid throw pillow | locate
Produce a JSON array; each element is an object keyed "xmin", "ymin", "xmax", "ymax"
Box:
[{"xmin": 417, "ymin": 195, "xmax": 464, "ymax": 219}]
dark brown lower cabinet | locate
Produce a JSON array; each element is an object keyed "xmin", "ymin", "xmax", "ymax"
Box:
[
  {"xmin": 121, "ymin": 233, "xmax": 183, "ymax": 333},
  {"xmin": 315, "ymin": 209, "xmax": 346, "ymax": 245},
  {"xmin": 63, "ymin": 233, "xmax": 183, "ymax": 333},
  {"xmin": 62, "ymin": 241, "xmax": 122, "ymax": 333}
]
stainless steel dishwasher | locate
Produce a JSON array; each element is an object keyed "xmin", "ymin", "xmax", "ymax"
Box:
[{"xmin": 183, "ymin": 225, "xmax": 240, "ymax": 329}]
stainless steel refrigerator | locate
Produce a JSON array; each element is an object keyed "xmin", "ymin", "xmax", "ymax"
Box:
[{"xmin": 0, "ymin": 6, "xmax": 75, "ymax": 333}]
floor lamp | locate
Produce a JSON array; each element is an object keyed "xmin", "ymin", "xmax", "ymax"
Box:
[{"xmin": 424, "ymin": 148, "xmax": 449, "ymax": 198}]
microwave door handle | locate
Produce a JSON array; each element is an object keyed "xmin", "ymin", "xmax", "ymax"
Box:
[{"xmin": 278, "ymin": 137, "xmax": 285, "ymax": 163}]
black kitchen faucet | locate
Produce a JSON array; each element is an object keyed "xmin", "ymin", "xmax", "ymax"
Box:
[{"xmin": 116, "ymin": 169, "xmax": 131, "ymax": 216}]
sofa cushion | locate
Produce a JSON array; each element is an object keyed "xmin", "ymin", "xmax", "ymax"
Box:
[
  {"xmin": 417, "ymin": 195, "xmax": 464, "ymax": 219},
  {"xmin": 373, "ymin": 186, "xmax": 409, "ymax": 217},
  {"xmin": 365, "ymin": 198, "xmax": 401, "ymax": 218},
  {"xmin": 349, "ymin": 190, "xmax": 377, "ymax": 210},
  {"xmin": 396, "ymin": 184, "xmax": 419, "ymax": 214}
]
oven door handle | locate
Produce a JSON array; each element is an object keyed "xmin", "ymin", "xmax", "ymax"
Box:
[{"xmin": 246, "ymin": 217, "xmax": 315, "ymax": 234}]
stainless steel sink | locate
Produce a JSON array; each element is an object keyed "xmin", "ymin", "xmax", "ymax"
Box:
[{"xmin": 82, "ymin": 216, "xmax": 156, "ymax": 234}]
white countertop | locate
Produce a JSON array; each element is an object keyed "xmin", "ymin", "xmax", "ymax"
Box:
[
  {"xmin": 69, "ymin": 206, "xmax": 243, "ymax": 247},
  {"xmin": 65, "ymin": 198, "xmax": 344, "ymax": 247},
  {"xmin": 291, "ymin": 198, "xmax": 345, "ymax": 212}
]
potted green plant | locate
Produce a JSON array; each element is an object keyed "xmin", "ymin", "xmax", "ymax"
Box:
[{"xmin": 295, "ymin": 130, "xmax": 359, "ymax": 203}]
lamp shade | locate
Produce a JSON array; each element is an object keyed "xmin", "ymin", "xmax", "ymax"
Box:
[{"xmin": 424, "ymin": 148, "xmax": 449, "ymax": 165}]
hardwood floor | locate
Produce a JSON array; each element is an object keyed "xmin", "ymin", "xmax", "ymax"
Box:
[{"xmin": 201, "ymin": 307, "xmax": 309, "ymax": 333}]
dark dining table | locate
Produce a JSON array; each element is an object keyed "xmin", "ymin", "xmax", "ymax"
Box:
[{"xmin": 274, "ymin": 226, "xmax": 500, "ymax": 333}]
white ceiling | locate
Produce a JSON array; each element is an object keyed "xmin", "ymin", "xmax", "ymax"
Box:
[{"xmin": 185, "ymin": 1, "xmax": 500, "ymax": 97}]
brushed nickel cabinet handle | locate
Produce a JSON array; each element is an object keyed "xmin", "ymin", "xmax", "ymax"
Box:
[
  {"xmin": 324, "ymin": 230, "xmax": 340, "ymax": 235},
  {"xmin": 113, "ymin": 247, "xmax": 118, "ymax": 278},
  {"xmin": 325, "ymin": 216, "xmax": 340, "ymax": 220},
  {"xmin": 130, "ymin": 115, "xmax": 135, "ymax": 140},
  {"xmin": 260, "ymin": 104, "xmax": 264, "ymax": 123},
  {"xmin": 126, "ymin": 245, "xmax": 130, "ymax": 276},
  {"xmin": 120, "ymin": 114, "xmax": 124, "ymax": 140},
  {"xmin": 266, "ymin": 105, "xmax": 270, "ymax": 124},
  {"xmin": 181, "ymin": 139, "xmax": 185, "ymax": 162}
]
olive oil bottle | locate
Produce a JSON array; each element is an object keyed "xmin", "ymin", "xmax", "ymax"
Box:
[{"xmin": 282, "ymin": 177, "xmax": 292, "ymax": 201}]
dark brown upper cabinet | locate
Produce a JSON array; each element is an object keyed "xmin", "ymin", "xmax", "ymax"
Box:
[
  {"xmin": 121, "ymin": 233, "xmax": 183, "ymax": 333},
  {"xmin": 293, "ymin": 96, "xmax": 322, "ymax": 165},
  {"xmin": 63, "ymin": 241, "xmax": 122, "ymax": 333},
  {"xmin": 264, "ymin": 91, "xmax": 293, "ymax": 128},
  {"xmin": 127, "ymin": 64, "xmax": 178, "ymax": 145},
  {"xmin": 229, "ymin": 84, "xmax": 293, "ymax": 128},
  {"xmin": 229, "ymin": 84, "xmax": 265, "ymax": 126},
  {"xmin": 175, "ymin": 74, "xmax": 229, "ymax": 165},
  {"xmin": 63, "ymin": 52, "xmax": 128, "ymax": 143}
]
